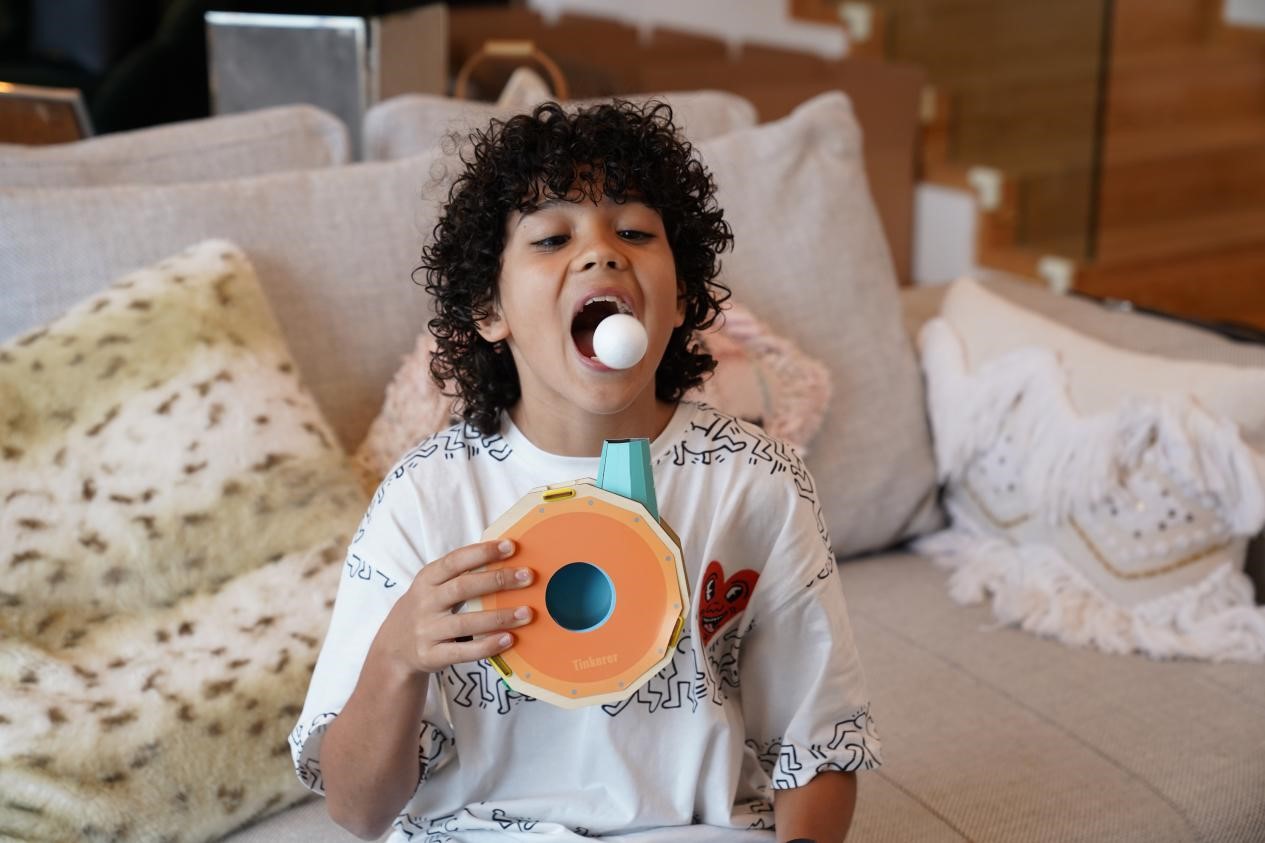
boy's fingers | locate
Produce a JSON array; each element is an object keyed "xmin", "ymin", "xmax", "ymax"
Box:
[
  {"xmin": 430, "ymin": 633, "xmax": 515, "ymax": 668},
  {"xmin": 447, "ymin": 565, "xmax": 534, "ymax": 605},
  {"xmin": 431, "ymin": 539, "xmax": 515, "ymax": 584},
  {"xmin": 443, "ymin": 606, "xmax": 532, "ymax": 641}
]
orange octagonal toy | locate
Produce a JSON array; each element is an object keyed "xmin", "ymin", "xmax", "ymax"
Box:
[{"xmin": 467, "ymin": 439, "xmax": 688, "ymax": 708}]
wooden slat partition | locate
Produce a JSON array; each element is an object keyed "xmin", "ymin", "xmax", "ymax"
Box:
[
  {"xmin": 1080, "ymin": 0, "xmax": 1265, "ymax": 329},
  {"xmin": 1077, "ymin": 246, "xmax": 1265, "ymax": 332},
  {"xmin": 861, "ymin": 0, "xmax": 1107, "ymax": 258}
]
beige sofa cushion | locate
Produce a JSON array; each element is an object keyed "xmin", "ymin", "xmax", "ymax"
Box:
[
  {"xmin": 363, "ymin": 90, "xmax": 757, "ymax": 160},
  {"xmin": 843, "ymin": 552, "xmax": 1265, "ymax": 843},
  {"xmin": 0, "ymin": 105, "xmax": 349, "ymax": 188},
  {"xmin": 1, "ymin": 91, "xmax": 939, "ymax": 557},
  {"xmin": 0, "ymin": 157, "xmax": 438, "ymax": 449},
  {"xmin": 937, "ymin": 278, "xmax": 1265, "ymax": 450},
  {"xmin": 698, "ymin": 92, "xmax": 941, "ymax": 556},
  {"xmin": 901, "ymin": 276, "xmax": 1265, "ymax": 371},
  {"xmin": 220, "ymin": 551, "xmax": 1265, "ymax": 843}
]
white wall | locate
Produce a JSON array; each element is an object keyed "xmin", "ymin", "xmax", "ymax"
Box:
[
  {"xmin": 526, "ymin": 0, "xmax": 850, "ymax": 59},
  {"xmin": 1224, "ymin": 0, "xmax": 1265, "ymax": 28},
  {"xmin": 912, "ymin": 183, "xmax": 977, "ymax": 286}
]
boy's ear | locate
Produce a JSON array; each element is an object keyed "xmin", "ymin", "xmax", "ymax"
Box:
[
  {"xmin": 674, "ymin": 281, "xmax": 687, "ymax": 329},
  {"xmin": 475, "ymin": 298, "xmax": 510, "ymax": 343}
]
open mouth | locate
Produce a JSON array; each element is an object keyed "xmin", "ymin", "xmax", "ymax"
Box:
[{"xmin": 570, "ymin": 297, "xmax": 628, "ymax": 359}]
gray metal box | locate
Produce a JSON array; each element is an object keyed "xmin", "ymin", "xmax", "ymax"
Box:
[{"xmin": 206, "ymin": 5, "xmax": 447, "ymax": 159}]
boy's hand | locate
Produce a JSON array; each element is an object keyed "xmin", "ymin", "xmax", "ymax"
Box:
[{"xmin": 378, "ymin": 539, "xmax": 534, "ymax": 676}]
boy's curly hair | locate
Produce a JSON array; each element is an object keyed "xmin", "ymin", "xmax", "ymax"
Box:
[{"xmin": 418, "ymin": 99, "xmax": 734, "ymax": 436}]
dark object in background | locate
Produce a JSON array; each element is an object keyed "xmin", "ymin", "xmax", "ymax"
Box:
[
  {"xmin": 0, "ymin": 0, "xmax": 210, "ymax": 134},
  {"xmin": 1247, "ymin": 535, "xmax": 1265, "ymax": 607},
  {"xmin": 0, "ymin": 0, "xmax": 29, "ymax": 54},
  {"xmin": 29, "ymin": 0, "xmax": 157, "ymax": 74},
  {"xmin": 0, "ymin": 0, "xmax": 505, "ymax": 136}
]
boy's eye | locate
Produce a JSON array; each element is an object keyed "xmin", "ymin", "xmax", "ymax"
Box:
[
  {"xmin": 618, "ymin": 230, "xmax": 654, "ymax": 242},
  {"xmin": 531, "ymin": 234, "xmax": 570, "ymax": 249}
]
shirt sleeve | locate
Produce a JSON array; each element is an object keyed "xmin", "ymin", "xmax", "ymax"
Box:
[
  {"xmin": 288, "ymin": 465, "xmax": 457, "ymax": 796},
  {"xmin": 739, "ymin": 468, "xmax": 882, "ymax": 790}
]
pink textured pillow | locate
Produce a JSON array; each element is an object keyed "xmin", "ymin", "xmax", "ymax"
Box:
[
  {"xmin": 692, "ymin": 301, "xmax": 832, "ymax": 448},
  {"xmin": 353, "ymin": 301, "xmax": 831, "ymax": 490}
]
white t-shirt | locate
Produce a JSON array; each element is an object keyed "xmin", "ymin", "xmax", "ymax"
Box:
[{"xmin": 291, "ymin": 401, "xmax": 880, "ymax": 842}]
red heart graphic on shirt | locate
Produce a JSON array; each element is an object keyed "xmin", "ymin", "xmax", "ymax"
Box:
[{"xmin": 698, "ymin": 560, "xmax": 759, "ymax": 646}]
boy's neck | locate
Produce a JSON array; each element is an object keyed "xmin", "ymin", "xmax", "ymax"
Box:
[{"xmin": 508, "ymin": 397, "xmax": 679, "ymax": 459}]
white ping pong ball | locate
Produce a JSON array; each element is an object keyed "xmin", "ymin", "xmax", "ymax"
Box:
[{"xmin": 593, "ymin": 313, "xmax": 648, "ymax": 370}]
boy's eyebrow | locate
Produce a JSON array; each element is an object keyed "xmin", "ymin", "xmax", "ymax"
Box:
[
  {"xmin": 516, "ymin": 199, "xmax": 566, "ymax": 217},
  {"xmin": 511, "ymin": 198, "xmax": 583, "ymax": 229},
  {"xmin": 512, "ymin": 195, "xmax": 652, "ymax": 227}
]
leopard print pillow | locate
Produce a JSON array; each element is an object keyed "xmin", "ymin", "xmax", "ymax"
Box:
[{"xmin": 0, "ymin": 240, "xmax": 367, "ymax": 841}]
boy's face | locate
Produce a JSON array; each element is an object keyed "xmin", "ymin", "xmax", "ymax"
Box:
[{"xmin": 477, "ymin": 193, "xmax": 685, "ymax": 418}]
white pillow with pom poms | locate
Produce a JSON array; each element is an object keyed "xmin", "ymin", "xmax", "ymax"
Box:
[{"xmin": 915, "ymin": 278, "xmax": 1265, "ymax": 662}]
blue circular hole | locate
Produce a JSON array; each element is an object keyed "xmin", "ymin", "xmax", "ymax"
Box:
[{"xmin": 545, "ymin": 561, "xmax": 615, "ymax": 632}]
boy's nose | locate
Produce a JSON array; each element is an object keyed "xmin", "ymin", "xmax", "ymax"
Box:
[{"xmin": 573, "ymin": 243, "xmax": 627, "ymax": 273}]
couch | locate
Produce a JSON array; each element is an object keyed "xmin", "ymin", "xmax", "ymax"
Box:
[{"xmin": 1, "ymin": 93, "xmax": 1262, "ymax": 843}]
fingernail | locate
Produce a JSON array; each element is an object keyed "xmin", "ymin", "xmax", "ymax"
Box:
[
  {"xmin": 498, "ymin": 633, "xmax": 513, "ymax": 647},
  {"xmin": 514, "ymin": 606, "xmax": 530, "ymax": 620},
  {"xmin": 515, "ymin": 568, "xmax": 531, "ymax": 582},
  {"xmin": 498, "ymin": 540, "xmax": 514, "ymax": 556}
]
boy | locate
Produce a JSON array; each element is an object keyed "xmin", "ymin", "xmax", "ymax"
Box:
[{"xmin": 290, "ymin": 100, "xmax": 880, "ymax": 843}]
